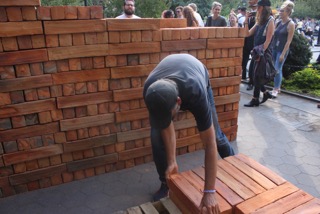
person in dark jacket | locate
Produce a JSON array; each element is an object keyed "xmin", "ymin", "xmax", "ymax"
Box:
[{"xmin": 243, "ymin": 0, "xmax": 275, "ymax": 107}]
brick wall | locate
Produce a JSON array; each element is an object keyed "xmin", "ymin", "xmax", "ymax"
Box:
[{"xmin": 0, "ymin": 0, "xmax": 244, "ymax": 197}]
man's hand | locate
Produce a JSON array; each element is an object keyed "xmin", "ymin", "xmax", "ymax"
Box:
[
  {"xmin": 165, "ymin": 161, "xmax": 178, "ymax": 180},
  {"xmin": 200, "ymin": 193, "xmax": 220, "ymax": 214}
]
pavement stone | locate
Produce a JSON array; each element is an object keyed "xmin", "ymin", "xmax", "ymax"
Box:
[{"xmin": 0, "ymin": 84, "xmax": 319, "ymax": 213}]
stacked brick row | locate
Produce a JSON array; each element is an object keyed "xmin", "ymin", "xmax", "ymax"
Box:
[{"xmin": 0, "ymin": 0, "xmax": 245, "ymax": 197}]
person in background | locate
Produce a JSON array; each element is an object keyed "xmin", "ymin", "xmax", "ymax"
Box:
[
  {"xmin": 241, "ymin": 0, "xmax": 258, "ymax": 90},
  {"xmin": 162, "ymin": 10, "xmax": 174, "ymax": 18},
  {"xmin": 143, "ymin": 54, "xmax": 234, "ymax": 207},
  {"xmin": 243, "ymin": 0, "xmax": 275, "ymax": 107},
  {"xmin": 175, "ymin": 6, "xmax": 184, "ymax": 18},
  {"xmin": 116, "ymin": 0, "xmax": 141, "ymax": 19},
  {"xmin": 237, "ymin": 7, "xmax": 246, "ymax": 27},
  {"xmin": 188, "ymin": 3, "xmax": 204, "ymax": 27},
  {"xmin": 229, "ymin": 12, "xmax": 240, "ymax": 27},
  {"xmin": 271, "ymin": 1, "xmax": 295, "ymax": 98},
  {"xmin": 205, "ymin": 1, "xmax": 227, "ymax": 27},
  {"xmin": 183, "ymin": 6, "xmax": 199, "ymax": 27}
]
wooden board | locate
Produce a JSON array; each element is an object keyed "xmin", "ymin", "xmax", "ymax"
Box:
[
  {"xmin": 44, "ymin": 20, "xmax": 106, "ymax": 34},
  {"xmin": 0, "ymin": 49, "xmax": 48, "ymax": 66},
  {"xmin": 0, "ymin": 21, "xmax": 42, "ymax": 37},
  {"xmin": 0, "ymin": 0, "xmax": 40, "ymax": 6}
]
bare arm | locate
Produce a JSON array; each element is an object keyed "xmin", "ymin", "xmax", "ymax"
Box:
[
  {"xmin": 280, "ymin": 21, "xmax": 295, "ymax": 62},
  {"xmin": 263, "ymin": 19, "xmax": 275, "ymax": 51},
  {"xmin": 199, "ymin": 124, "xmax": 219, "ymax": 213},
  {"xmin": 162, "ymin": 121, "xmax": 178, "ymax": 179}
]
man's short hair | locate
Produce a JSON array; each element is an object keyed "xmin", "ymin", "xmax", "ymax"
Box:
[
  {"xmin": 123, "ymin": 0, "xmax": 134, "ymax": 6},
  {"xmin": 145, "ymin": 79, "xmax": 178, "ymax": 129}
]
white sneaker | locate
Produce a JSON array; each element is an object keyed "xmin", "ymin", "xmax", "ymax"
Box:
[{"xmin": 272, "ymin": 90, "xmax": 278, "ymax": 98}]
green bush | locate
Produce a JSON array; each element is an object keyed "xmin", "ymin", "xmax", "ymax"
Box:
[
  {"xmin": 283, "ymin": 32, "xmax": 312, "ymax": 78},
  {"xmin": 283, "ymin": 67, "xmax": 320, "ymax": 97}
]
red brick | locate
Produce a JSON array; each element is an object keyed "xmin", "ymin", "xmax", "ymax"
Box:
[
  {"xmin": 22, "ymin": 7, "xmax": 37, "ymax": 21},
  {"xmin": 54, "ymin": 132, "xmax": 66, "ymax": 143},
  {"xmin": 50, "ymin": 85, "xmax": 63, "ymax": 97},
  {"xmin": 77, "ymin": 128, "xmax": 89, "ymax": 139},
  {"xmin": 150, "ymin": 53, "xmax": 160, "ymax": 64},
  {"xmin": 11, "ymin": 116, "xmax": 26, "ymax": 128},
  {"xmin": 62, "ymin": 172, "xmax": 73, "ymax": 183},
  {"xmin": 51, "ymin": 174, "xmax": 63, "ymax": 186},
  {"xmin": 0, "ymin": 118, "xmax": 12, "ymax": 130},
  {"xmin": 77, "ymin": 6, "xmax": 90, "ymax": 19},
  {"xmin": 15, "ymin": 64, "xmax": 31, "ymax": 77},
  {"xmin": 69, "ymin": 58, "xmax": 81, "ymax": 71},
  {"xmin": 85, "ymin": 33, "xmax": 97, "ymax": 45},
  {"xmin": 26, "ymin": 160, "xmax": 39, "ymax": 170},
  {"xmin": 2, "ymin": 37, "xmax": 18, "ymax": 51},
  {"xmin": 65, "ymin": 6, "xmax": 77, "ymax": 19},
  {"xmin": 109, "ymin": 32, "xmax": 120, "ymax": 43},
  {"xmin": 25, "ymin": 113, "xmax": 39, "ymax": 126},
  {"xmin": 25, "ymin": 89, "xmax": 38, "ymax": 101},
  {"xmin": 50, "ymin": 155, "xmax": 62, "ymax": 165},
  {"xmin": 10, "ymin": 91, "xmax": 25, "ymax": 104},
  {"xmin": 63, "ymin": 108, "xmax": 75, "ymax": 119},
  {"xmin": 46, "ymin": 35, "xmax": 59, "ymax": 47},
  {"xmin": 88, "ymin": 126, "xmax": 100, "ymax": 137},
  {"xmin": 59, "ymin": 34, "xmax": 72, "ymax": 47},
  {"xmin": 30, "ymin": 63, "xmax": 44, "ymax": 76},
  {"xmin": 72, "ymin": 151, "xmax": 83, "ymax": 160},
  {"xmin": 37, "ymin": 87, "xmax": 51, "ymax": 99},
  {"xmin": 0, "ymin": 92, "xmax": 11, "ymax": 105},
  {"xmin": 81, "ymin": 57, "xmax": 93, "ymax": 70},
  {"xmin": 105, "ymin": 56, "xmax": 117, "ymax": 67},
  {"xmin": 96, "ymin": 32, "xmax": 108, "ymax": 44},
  {"xmin": 61, "ymin": 153, "xmax": 73, "ymax": 163},
  {"xmin": 75, "ymin": 82, "xmax": 87, "ymax": 94},
  {"xmin": 142, "ymin": 30, "xmax": 152, "ymax": 42},
  {"xmin": 56, "ymin": 60, "xmax": 69, "ymax": 72},
  {"xmin": 74, "ymin": 170, "xmax": 85, "ymax": 180},
  {"xmin": 93, "ymin": 56, "xmax": 105, "ymax": 69},
  {"xmin": 14, "ymin": 163, "xmax": 27, "ymax": 173},
  {"xmin": 87, "ymin": 81, "xmax": 98, "ymax": 93},
  {"xmin": 38, "ymin": 111, "xmax": 52, "ymax": 124},
  {"xmin": 43, "ymin": 61, "xmax": 57, "ymax": 74},
  {"xmin": 38, "ymin": 157, "xmax": 50, "ymax": 168},
  {"xmin": 17, "ymin": 36, "xmax": 32, "ymax": 50},
  {"xmin": 0, "ymin": 7, "xmax": 8, "ymax": 22},
  {"xmin": 72, "ymin": 33, "xmax": 85, "ymax": 45},
  {"xmin": 131, "ymin": 31, "xmax": 141, "ymax": 42},
  {"xmin": 27, "ymin": 181, "xmax": 40, "ymax": 191},
  {"xmin": 87, "ymin": 104, "xmax": 98, "ymax": 116},
  {"xmin": 76, "ymin": 106, "xmax": 87, "ymax": 117},
  {"xmin": 63, "ymin": 84, "xmax": 75, "ymax": 96},
  {"xmin": 51, "ymin": 6, "xmax": 65, "ymax": 20},
  {"xmin": 90, "ymin": 6, "xmax": 103, "ymax": 19},
  {"xmin": 37, "ymin": 6, "xmax": 51, "ymax": 20},
  {"xmin": 128, "ymin": 54, "xmax": 139, "ymax": 66},
  {"xmin": 6, "ymin": 7, "xmax": 23, "ymax": 21},
  {"xmin": 95, "ymin": 165, "xmax": 106, "ymax": 175},
  {"xmin": 66, "ymin": 130, "xmax": 77, "ymax": 141},
  {"xmin": 117, "ymin": 55, "xmax": 127, "ymax": 66},
  {"xmin": 98, "ymin": 79, "xmax": 108, "ymax": 92},
  {"xmin": 31, "ymin": 35, "xmax": 46, "ymax": 49}
]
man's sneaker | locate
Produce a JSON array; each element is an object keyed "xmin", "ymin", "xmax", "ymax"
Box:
[{"xmin": 153, "ymin": 182, "xmax": 169, "ymax": 202}]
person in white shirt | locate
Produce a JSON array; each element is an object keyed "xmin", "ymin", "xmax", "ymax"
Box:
[
  {"xmin": 188, "ymin": 3, "xmax": 204, "ymax": 27},
  {"xmin": 237, "ymin": 7, "xmax": 246, "ymax": 27},
  {"xmin": 116, "ymin": 0, "xmax": 141, "ymax": 19}
]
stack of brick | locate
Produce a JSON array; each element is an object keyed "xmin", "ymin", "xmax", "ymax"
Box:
[{"xmin": 0, "ymin": 0, "xmax": 245, "ymax": 197}]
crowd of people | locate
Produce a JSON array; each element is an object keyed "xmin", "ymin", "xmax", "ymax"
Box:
[{"xmin": 115, "ymin": 1, "xmax": 319, "ymax": 212}]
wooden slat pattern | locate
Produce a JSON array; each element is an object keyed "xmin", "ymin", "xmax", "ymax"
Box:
[
  {"xmin": 207, "ymin": 38, "xmax": 244, "ymax": 49},
  {"xmin": 0, "ymin": 0, "xmax": 40, "ymax": 6},
  {"xmin": 113, "ymin": 88, "xmax": 143, "ymax": 102},
  {"xmin": 107, "ymin": 19, "xmax": 160, "ymax": 31},
  {"xmin": 3, "ymin": 145, "xmax": 63, "ymax": 165},
  {"xmin": 60, "ymin": 113, "xmax": 114, "ymax": 131},
  {"xmin": 0, "ymin": 122, "xmax": 59, "ymax": 142},
  {"xmin": 0, "ymin": 75, "xmax": 53, "ymax": 93},
  {"xmin": 0, "ymin": 21, "xmax": 43, "ymax": 37},
  {"xmin": 0, "ymin": 99, "xmax": 56, "ymax": 118},
  {"xmin": 0, "ymin": 49, "xmax": 48, "ymax": 66},
  {"xmin": 52, "ymin": 68, "xmax": 110, "ymax": 84},
  {"xmin": 161, "ymin": 39, "xmax": 206, "ymax": 52},
  {"xmin": 57, "ymin": 92, "xmax": 112, "ymax": 108},
  {"xmin": 47, "ymin": 44, "xmax": 109, "ymax": 60},
  {"xmin": 109, "ymin": 42, "xmax": 160, "ymax": 55},
  {"xmin": 110, "ymin": 64, "xmax": 155, "ymax": 79},
  {"xmin": 44, "ymin": 20, "xmax": 106, "ymax": 34}
]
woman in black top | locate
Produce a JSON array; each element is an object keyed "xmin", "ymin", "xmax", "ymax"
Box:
[{"xmin": 205, "ymin": 1, "xmax": 227, "ymax": 27}]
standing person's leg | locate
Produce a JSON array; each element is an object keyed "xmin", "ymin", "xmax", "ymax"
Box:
[
  {"xmin": 244, "ymin": 81, "xmax": 260, "ymax": 107},
  {"xmin": 150, "ymin": 128, "xmax": 169, "ymax": 201},
  {"xmin": 260, "ymin": 84, "xmax": 272, "ymax": 104},
  {"xmin": 247, "ymin": 58, "xmax": 254, "ymax": 90},
  {"xmin": 273, "ymin": 51, "xmax": 289, "ymax": 97},
  {"xmin": 207, "ymin": 87, "xmax": 235, "ymax": 158},
  {"xmin": 242, "ymin": 48, "xmax": 250, "ymax": 80}
]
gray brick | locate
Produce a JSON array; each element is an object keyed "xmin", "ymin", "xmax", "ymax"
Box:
[
  {"xmin": 0, "ymin": 118, "xmax": 12, "ymax": 130},
  {"xmin": 3, "ymin": 141, "xmax": 18, "ymax": 153}
]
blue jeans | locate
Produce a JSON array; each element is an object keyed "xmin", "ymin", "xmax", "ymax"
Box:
[
  {"xmin": 151, "ymin": 86, "xmax": 235, "ymax": 183},
  {"xmin": 272, "ymin": 50, "xmax": 289, "ymax": 89}
]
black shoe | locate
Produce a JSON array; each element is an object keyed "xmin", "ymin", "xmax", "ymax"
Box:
[
  {"xmin": 244, "ymin": 98, "xmax": 259, "ymax": 107},
  {"xmin": 260, "ymin": 91, "xmax": 272, "ymax": 104},
  {"xmin": 153, "ymin": 182, "xmax": 169, "ymax": 202},
  {"xmin": 246, "ymin": 84, "xmax": 253, "ymax": 90}
]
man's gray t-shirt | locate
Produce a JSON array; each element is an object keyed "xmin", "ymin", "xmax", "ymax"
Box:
[{"xmin": 143, "ymin": 54, "xmax": 212, "ymax": 131}]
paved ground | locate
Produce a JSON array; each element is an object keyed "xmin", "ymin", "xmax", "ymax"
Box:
[{"xmin": 0, "ymin": 84, "xmax": 319, "ymax": 214}]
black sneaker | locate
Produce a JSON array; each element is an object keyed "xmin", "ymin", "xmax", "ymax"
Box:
[{"xmin": 152, "ymin": 182, "xmax": 169, "ymax": 202}]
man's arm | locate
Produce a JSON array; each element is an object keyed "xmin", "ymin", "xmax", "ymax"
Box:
[
  {"xmin": 161, "ymin": 121, "xmax": 178, "ymax": 179},
  {"xmin": 199, "ymin": 124, "xmax": 220, "ymax": 213}
]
